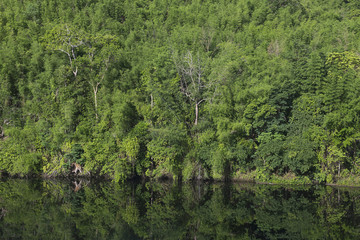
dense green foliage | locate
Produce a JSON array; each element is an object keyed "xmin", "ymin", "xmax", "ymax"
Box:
[
  {"xmin": 1, "ymin": 0, "xmax": 360, "ymax": 183},
  {"xmin": 1, "ymin": 179, "xmax": 360, "ymax": 239}
]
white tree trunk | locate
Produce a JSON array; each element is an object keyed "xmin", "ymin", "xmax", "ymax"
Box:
[
  {"xmin": 92, "ymin": 83, "xmax": 99, "ymax": 120},
  {"xmin": 195, "ymin": 102, "xmax": 199, "ymax": 126}
]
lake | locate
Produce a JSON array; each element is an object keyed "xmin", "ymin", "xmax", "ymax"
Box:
[{"xmin": 1, "ymin": 179, "xmax": 360, "ymax": 239}]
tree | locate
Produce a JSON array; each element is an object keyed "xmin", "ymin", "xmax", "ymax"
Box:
[
  {"xmin": 173, "ymin": 51, "xmax": 216, "ymax": 126},
  {"xmin": 43, "ymin": 24, "xmax": 87, "ymax": 78},
  {"xmin": 43, "ymin": 24, "xmax": 119, "ymax": 121}
]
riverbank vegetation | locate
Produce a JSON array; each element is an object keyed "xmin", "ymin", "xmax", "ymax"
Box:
[{"xmin": 1, "ymin": 0, "xmax": 360, "ymax": 185}]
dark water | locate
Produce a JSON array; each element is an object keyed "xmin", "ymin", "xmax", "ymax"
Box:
[{"xmin": 1, "ymin": 179, "xmax": 360, "ymax": 240}]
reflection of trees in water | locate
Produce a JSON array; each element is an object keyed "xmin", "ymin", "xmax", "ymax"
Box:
[{"xmin": 1, "ymin": 180, "xmax": 360, "ymax": 239}]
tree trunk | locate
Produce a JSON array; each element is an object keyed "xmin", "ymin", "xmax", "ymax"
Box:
[
  {"xmin": 195, "ymin": 102, "xmax": 199, "ymax": 126},
  {"xmin": 94, "ymin": 90, "xmax": 98, "ymax": 120},
  {"xmin": 93, "ymin": 84, "xmax": 99, "ymax": 120}
]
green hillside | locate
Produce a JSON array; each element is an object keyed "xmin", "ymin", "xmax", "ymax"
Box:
[{"xmin": 1, "ymin": 0, "xmax": 360, "ymax": 184}]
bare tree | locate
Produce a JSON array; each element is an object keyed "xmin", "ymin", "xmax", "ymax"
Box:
[
  {"xmin": 86, "ymin": 46, "xmax": 112, "ymax": 120},
  {"xmin": 44, "ymin": 25, "xmax": 117, "ymax": 121},
  {"xmin": 45, "ymin": 24, "xmax": 86, "ymax": 78},
  {"xmin": 173, "ymin": 51, "xmax": 217, "ymax": 126}
]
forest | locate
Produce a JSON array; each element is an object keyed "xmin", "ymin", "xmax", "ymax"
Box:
[{"xmin": 1, "ymin": 0, "xmax": 360, "ymax": 185}]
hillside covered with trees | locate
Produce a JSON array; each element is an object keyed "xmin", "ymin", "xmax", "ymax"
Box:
[{"xmin": 1, "ymin": 0, "xmax": 360, "ymax": 184}]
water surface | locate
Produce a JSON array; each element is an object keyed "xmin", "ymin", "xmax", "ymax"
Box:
[{"xmin": 1, "ymin": 179, "xmax": 360, "ymax": 239}]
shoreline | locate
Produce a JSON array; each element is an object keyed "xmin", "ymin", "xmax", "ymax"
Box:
[{"xmin": 2, "ymin": 173, "xmax": 360, "ymax": 188}]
